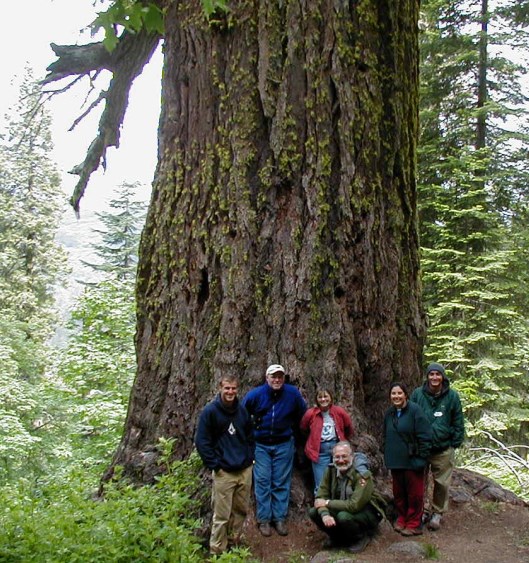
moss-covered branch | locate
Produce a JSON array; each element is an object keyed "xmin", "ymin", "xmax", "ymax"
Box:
[{"xmin": 43, "ymin": 29, "xmax": 161, "ymax": 214}]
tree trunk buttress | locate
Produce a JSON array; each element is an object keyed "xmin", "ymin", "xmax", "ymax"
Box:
[{"xmin": 113, "ymin": 0, "xmax": 425, "ymax": 480}]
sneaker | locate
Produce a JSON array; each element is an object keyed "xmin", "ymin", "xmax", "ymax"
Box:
[
  {"xmin": 274, "ymin": 520, "xmax": 288, "ymax": 536},
  {"xmin": 428, "ymin": 513, "xmax": 442, "ymax": 531},
  {"xmin": 348, "ymin": 536, "xmax": 371, "ymax": 554},
  {"xmin": 259, "ymin": 522, "xmax": 272, "ymax": 537}
]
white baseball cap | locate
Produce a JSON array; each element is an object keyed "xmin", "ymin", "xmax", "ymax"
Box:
[{"xmin": 266, "ymin": 364, "xmax": 285, "ymax": 376}]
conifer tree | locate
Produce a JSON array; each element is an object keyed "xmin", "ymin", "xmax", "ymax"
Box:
[
  {"xmin": 55, "ymin": 183, "xmax": 146, "ymax": 466},
  {"xmin": 418, "ymin": 0, "xmax": 529, "ymax": 440},
  {"xmin": 0, "ymin": 70, "xmax": 67, "ymax": 377},
  {"xmin": 84, "ymin": 182, "xmax": 147, "ymax": 280},
  {"xmin": 0, "ymin": 73, "xmax": 67, "ymax": 478}
]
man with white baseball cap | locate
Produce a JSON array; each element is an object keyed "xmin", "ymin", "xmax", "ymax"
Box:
[{"xmin": 242, "ymin": 364, "xmax": 307, "ymax": 537}]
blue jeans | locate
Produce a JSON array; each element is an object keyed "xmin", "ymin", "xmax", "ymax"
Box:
[
  {"xmin": 253, "ymin": 438, "xmax": 295, "ymax": 523},
  {"xmin": 312, "ymin": 440, "xmax": 337, "ymax": 495}
]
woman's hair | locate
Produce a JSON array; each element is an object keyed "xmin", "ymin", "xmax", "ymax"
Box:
[
  {"xmin": 388, "ymin": 381, "xmax": 409, "ymax": 399},
  {"xmin": 315, "ymin": 388, "xmax": 334, "ymax": 405}
]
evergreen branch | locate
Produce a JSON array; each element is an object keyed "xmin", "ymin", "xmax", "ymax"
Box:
[
  {"xmin": 479, "ymin": 430, "xmax": 529, "ymax": 467},
  {"xmin": 467, "ymin": 430, "xmax": 529, "ymax": 489},
  {"xmin": 468, "ymin": 447, "xmax": 525, "ymax": 487}
]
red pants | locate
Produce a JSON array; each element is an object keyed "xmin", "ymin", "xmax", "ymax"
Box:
[{"xmin": 391, "ymin": 468, "xmax": 425, "ymax": 529}]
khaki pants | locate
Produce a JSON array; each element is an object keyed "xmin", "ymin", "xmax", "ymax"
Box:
[
  {"xmin": 426, "ymin": 447, "xmax": 455, "ymax": 513},
  {"xmin": 210, "ymin": 466, "xmax": 253, "ymax": 554}
]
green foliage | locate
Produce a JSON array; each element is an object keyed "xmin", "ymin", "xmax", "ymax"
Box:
[
  {"xmin": 84, "ymin": 182, "xmax": 147, "ymax": 281},
  {"xmin": 480, "ymin": 500, "xmax": 500, "ymax": 514},
  {"xmin": 0, "ymin": 451, "xmax": 206, "ymax": 562},
  {"xmin": 422, "ymin": 542, "xmax": 440, "ymax": 560},
  {"xmin": 0, "ymin": 72, "xmax": 69, "ymax": 481},
  {"xmin": 0, "ymin": 75, "xmax": 143, "ymax": 477},
  {"xmin": 418, "ymin": 0, "xmax": 529, "ymax": 444},
  {"xmin": 56, "ymin": 276, "xmax": 137, "ymax": 466},
  {"xmin": 461, "ymin": 432, "xmax": 529, "ymax": 502},
  {"xmin": 201, "ymin": 0, "xmax": 230, "ymax": 20},
  {"xmin": 0, "ymin": 71, "xmax": 67, "ymax": 355},
  {"xmin": 209, "ymin": 548, "xmax": 256, "ymax": 562},
  {"xmin": 91, "ymin": 1, "xmax": 165, "ymax": 52}
]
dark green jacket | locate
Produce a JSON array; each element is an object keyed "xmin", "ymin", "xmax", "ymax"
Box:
[
  {"xmin": 383, "ymin": 401, "xmax": 432, "ymax": 470},
  {"xmin": 410, "ymin": 379, "xmax": 464, "ymax": 453},
  {"xmin": 316, "ymin": 465, "xmax": 374, "ymax": 517}
]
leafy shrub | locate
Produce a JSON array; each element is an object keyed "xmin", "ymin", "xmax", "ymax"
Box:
[{"xmin": 0, "ymin": 451, "xmax": 206, "ymax": 562}]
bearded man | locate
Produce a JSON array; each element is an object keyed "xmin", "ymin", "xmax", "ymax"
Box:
[{"xmin": 309, "ymin": 441, "xmax": 383, "ymax": 554}]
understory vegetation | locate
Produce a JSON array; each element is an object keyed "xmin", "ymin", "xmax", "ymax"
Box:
[{"xmin": 0, "ymin": 0, "xmax": 528, "ymax": 560}]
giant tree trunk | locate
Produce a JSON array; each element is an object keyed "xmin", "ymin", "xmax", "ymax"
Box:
[{"xmin": 112, "ymin": 0, "xmax": 425, "ymax": 481}]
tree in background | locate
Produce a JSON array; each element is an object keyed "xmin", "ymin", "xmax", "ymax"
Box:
[
  {"xmin": 0, "ymin": 179, "xmax": 145, "ymax": 481},
  {"xmin": 0, "ymin": 71, "xmax": 67, "ymax": 376},
  {"xmin": 56, "ymin": 184, "xmax": 146, "ymax": 468},
  {"xmin": 418, "ymin": 0, "xmax": 529, "ymax": 443},
  {"xmin": 56, "ymin": 277, "xmax": 137, "ymax": 471},
  {"xmin": 83, "ymin": 182, "xmax": 147, "ymax": 281},
  {"xmin": 0, "ymin": 73, "xmax": 67, "ymax": 479}
]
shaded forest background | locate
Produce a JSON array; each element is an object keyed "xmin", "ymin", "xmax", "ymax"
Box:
[{"xmin": 0, "ymin": 0, "xmax": 528, "ymax": 560}]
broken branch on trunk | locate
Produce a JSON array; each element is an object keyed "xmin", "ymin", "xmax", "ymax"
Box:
[{"xmin": 43, "ymin": 29, "xmax": 161, "ymax": 215}]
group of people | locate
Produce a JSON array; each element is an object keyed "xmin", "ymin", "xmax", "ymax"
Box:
[
  {"xmin": 195, "ymin": 362, "xmax": 464, "ymax": 555},
  {"xmin": 383, "ymin": 363, "xmax": 465, "ymax": 536}
]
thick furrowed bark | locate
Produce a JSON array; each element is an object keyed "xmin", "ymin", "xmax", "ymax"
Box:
[{"xmin": 112, "ymin": 0, "xmax": 424, "ymax": 482}]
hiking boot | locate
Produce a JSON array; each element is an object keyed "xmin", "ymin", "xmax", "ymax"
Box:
[
  {"xmin": 259, "ymin": 522, "xmax": 272, "ymax": 537},
  {"xmin": 275, "ymin": 520, "xmax": 288, "ymax": 536},
  {"xmin": 428, "ymin": 513, "xmax": 442, "ymax": 531},
  {"xmin": 394, "ymin": 521, "xmax": 405, "ymax": 532},
  {"xmin": 348, "ymin": 536, "xmax": 371, "ymax": 554}
]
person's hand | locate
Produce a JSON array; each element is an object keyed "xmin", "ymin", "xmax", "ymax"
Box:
[
  {"xmin": 322, "ymin": 514, "xmax": 336, "ymax": 527},
  {"xmin": 314, "ymin": 498, "xmax": 328, "ymax": 509}
]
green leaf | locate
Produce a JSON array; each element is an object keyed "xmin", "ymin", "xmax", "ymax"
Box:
[{"xmin": 143, "ymin": 4, "xmax": 165, "ymax": 34}]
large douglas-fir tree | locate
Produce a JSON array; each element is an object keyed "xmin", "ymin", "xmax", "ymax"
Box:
[{"xmin": 46, "ymin": 0, "xmax": 424, "ymax": 482}]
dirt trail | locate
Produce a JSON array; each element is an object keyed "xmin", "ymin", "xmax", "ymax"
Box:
[{"xmin": 243, "ymin": 500, "xmax": 529, "ymax": 562}]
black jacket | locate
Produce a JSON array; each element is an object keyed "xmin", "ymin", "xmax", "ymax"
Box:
[{"xmin": 195, "ymin": 395, "xmax": 254, "ymax": 472}]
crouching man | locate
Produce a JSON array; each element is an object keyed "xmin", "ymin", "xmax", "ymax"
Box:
[{"xmin": 309, "ymin": 441, "xmax": 382, "ymax": 554}]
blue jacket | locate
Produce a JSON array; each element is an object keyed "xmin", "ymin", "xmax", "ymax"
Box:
[
  {"xmin": 195, "ymin": 395, "xmax": 254, "ymax": 472},
  {"xmin": 242, "ymin": 383, "xmax": 307, "ymax": 444}
]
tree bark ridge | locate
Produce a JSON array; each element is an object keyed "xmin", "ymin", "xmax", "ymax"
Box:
[{"xmin": 112, "ymin": 0, "xmax": 424, "ymax": 481}]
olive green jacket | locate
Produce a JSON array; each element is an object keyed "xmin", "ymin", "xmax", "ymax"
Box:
[{"xmin": 316, "ymin": 464, "xmax": 374, "ymax": 517}]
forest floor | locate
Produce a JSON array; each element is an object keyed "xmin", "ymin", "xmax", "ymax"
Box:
[
  {"xmin": 237, "ymin": 469, "xmax": 529, "ymax": 563},
  {"xmin": 241, "ymin": 501, "xmax": 529, "ymax": 562}
]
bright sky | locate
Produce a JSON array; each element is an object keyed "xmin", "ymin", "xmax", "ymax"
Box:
[{"xmin": 1, "ymin": 0, "xmax": 162, "ymax": 213}]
